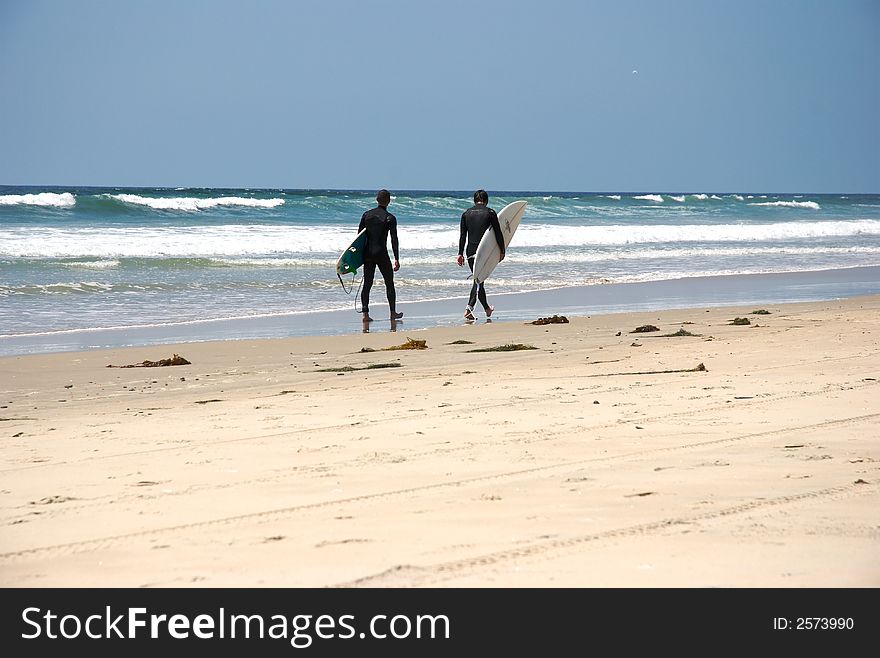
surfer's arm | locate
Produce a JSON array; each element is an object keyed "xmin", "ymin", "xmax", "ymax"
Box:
[
  {"xmin": 490, "ymin": 210, "xmax": 506, "ymax": 260},
  {"xmin": 389, "ymin": 215, "xmax": 400, "ymax": 262},
  {"xmin": 458, "ymin": 214, "xmax": 467, "ymax": 257}
]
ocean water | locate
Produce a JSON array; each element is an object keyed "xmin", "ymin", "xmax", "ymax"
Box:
[{"xmin": 2, "ymin": 186, "xmax": 880, "ymax": 351}]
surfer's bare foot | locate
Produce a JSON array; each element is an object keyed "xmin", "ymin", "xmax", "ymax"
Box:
[
  {"xmin": 362, "ymin": 313, "xmax": 373, "ymax": 322},
  {"xmin": 391, "ymin": 311, "xmax": 403, "ymax": 320},
  {"xmin": 463, "ymin": 308, "xmax": 475, "ymax": 321},
  {"xmin": 485, "ymin": 305, "xmax": 494, "ymax": 318}
]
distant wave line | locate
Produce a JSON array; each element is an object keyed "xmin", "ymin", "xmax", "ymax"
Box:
[
  {"xmin": 108, "ymin": 194, "xmax": 285, "ymax": 210},
  {"xmin": 0, "ymin": 192, "xmax": 76, "ymax": 207},
  {"xmin": 750, "ymin": 200, "xmax": 821, "ymax": 210}
]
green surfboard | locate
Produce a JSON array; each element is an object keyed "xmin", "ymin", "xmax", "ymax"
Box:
[{"xmin": 336, "ymin": 229, "xmax": 367, "ymax": 276}]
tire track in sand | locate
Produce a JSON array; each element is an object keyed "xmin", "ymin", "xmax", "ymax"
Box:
[{"xmin": 339, "ymin": 480, "xmax": 879, "ymax": 587}]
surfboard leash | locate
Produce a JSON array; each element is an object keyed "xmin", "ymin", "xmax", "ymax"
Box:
[
  {"xmin": 336, "ymin": 271, "xmax": 364, "ymax": 313},
  {"xmin": 337, "ymin": 272, "xmax": 356, "ymax": 295},
  {"xmin": 354, "ymin": 277, "xmax": 364, "ymax": 313}
]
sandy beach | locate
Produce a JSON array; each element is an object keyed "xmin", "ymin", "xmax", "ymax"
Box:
[{"xmin": 1, "ymin": 295, "xmax": 878, "ymax": 588}]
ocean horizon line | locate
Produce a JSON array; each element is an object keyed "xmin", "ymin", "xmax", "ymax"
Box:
[{"xmin": 3, "ymin": 184, "xmax": 878, "ymax": 196}]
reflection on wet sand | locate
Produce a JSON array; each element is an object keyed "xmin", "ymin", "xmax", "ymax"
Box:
[{"xmin": 363, "ymin": 318, "xmax": 400, "ymax": 333}]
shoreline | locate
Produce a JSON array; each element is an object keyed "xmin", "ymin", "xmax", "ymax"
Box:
[
  {"xmin": 1, "ymin": 295, "xmax": 878, "ymax": 587},
  {"xmin": 3, "ymin": 265, "xmax": 880, "ymax": 356}
]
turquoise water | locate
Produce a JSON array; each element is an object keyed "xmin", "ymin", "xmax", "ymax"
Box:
[{"xmin": 2, "ymin": 186, "xmax": 879, "ymax": 345}]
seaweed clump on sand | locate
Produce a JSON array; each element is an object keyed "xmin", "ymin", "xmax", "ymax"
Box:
[
  {"xmin": 466, "ymin": 344, "xmax": 538, "ymax": 353},
  {"xmin": 360, "ymin": 338, "xmax": 427, "ymax": 353},
  {"xmin": 586, "ymin": 362, "xmax": 707, "ymax": 377},
  {"xmin": 751, "ymin": 309, "xmax": 771, "ymax": 315},
  {"xmin": 384, "ymin": 337, "xmax": 427, "ymax": 350},
  {"xmin": 317, "ymin": 363, "xmax": 403, "ymax": 372},
  {"xmin": 107, "ymin": 354, "xmax": 191, "ymax": 368},
  {"xmin": 730, "ymin": 317, "xmax": 751, "ymax": 325},
  {"xmin": 631, "ymin": 325, "xmax": 660, "ymax": 333},
  {"xmin": 657, "ymin": 328, "xmax": 701, "ymax": 337},
  {"xmin": 529, "ymin": 315, "xmax": 569, "ymax": 325},
  {"xmin": 447, "ymin": 340, "xmax": 475, "ymax": 345}
]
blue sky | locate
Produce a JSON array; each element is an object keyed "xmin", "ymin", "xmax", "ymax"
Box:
[{"xmin": 1, "ymin": 0, "xmax": 878, "ymax": 191}]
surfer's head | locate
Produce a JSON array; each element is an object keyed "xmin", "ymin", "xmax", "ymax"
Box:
[
  {"xmin": 376, "ymin": 189, "xmax": 391, "ymax": 206},
  {"xmin": 474, "ymin": 189, "xmax": 488, "ymax": 204}
]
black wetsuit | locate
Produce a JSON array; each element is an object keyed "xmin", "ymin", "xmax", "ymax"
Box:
[
  {"xmin": 459, "ymin": 204, "xmax": 504, "ymax": 311},
  {"xmin": 358, "ymin": 205, "xmax": 400, "ymax": 315}
]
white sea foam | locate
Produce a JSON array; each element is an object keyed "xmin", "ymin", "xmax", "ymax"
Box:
[
  {"xmin": 633, "ymin": 194, "xmax": 664, "ymax": 203},
  {"xmin": 669, "ymin": 195, "xmax": 686, "ymax": 202},
  {"xmin": 276, "ymin": 244, "xmax": 880, "ymax": 266},
  {"xmin": 0, "ymin": 226, "xmax": 303, "ymax": 258},
  {"xmin": 750, "ymin": 200, "xmax": 821, "ymax": 210},
  {"xmin": 394, "ymin": 277, "xmax": 479, "ymax": 288},
  {"xmin": 3, "ymin": 219, "xmax": 879, "ymax": 258},
  {"xmin": 62, "ymin": 260, "xmax": 121, "ymax": 269},
  {"xmin": 0, "ymin": 192, "xmax": 76, "ymax": 207},
  {"xmin": 0, "ymin": 281, "xmax": 114, "ymax": 295},
  {"xmin": 110, "ymin": 194, "xmax": 285, "ymax": 211},
  {"xmin": 507, "ymin": 220, "xmax": 880, "ymax": 247},
  {"xmin": 211, "ymin": 257, "xmax": 338, "ymax": 268},
  {"xmin": 1, "ymin": 225, "xmax": 410, "ymax": 258},
  {"xmin": 507, "ymin": 245, "xmax": 880, "ymax": 264},
  {"xmin": 199, "ymin": 245, "xmax": 880, "ymax": 268},
  {"xmin": 605, "ymin": 195, "xmax": 622, "ymax": 200}
]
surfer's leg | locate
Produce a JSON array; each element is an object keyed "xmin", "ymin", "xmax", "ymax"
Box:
[
  {"xmin": 377, "ymin": 255, "xmax": 401, "ymax": 318},
  {"xmin": 467, "ymin": 280, "xmax": 479, "ymax": 311},
  {"xmin": 361, "ymin": 260, "xmax": 377, "ymax": 318},
  {"xmin": 477, "ymin": 282, "xmax": 489, "ymax": 311},
  {"xmin": 466, "ymin": 257, "xmax": 478, "ymax": 312}
]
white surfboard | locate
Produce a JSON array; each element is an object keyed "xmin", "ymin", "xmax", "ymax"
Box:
[{"xmin": 472, "ymin": 200, "xmax": 528, "ymax": 284}]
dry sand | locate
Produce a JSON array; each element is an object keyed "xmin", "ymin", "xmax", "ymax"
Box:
[{"xmin": 1, "ymin": 296, "xmax": 878, "ymax": 587}]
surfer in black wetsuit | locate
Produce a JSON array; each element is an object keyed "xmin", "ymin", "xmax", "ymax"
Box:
[
  {"xmin": 457, "ymin": 189, "xmax": 505, "ymax": 321},
  {"xmin": 359, "ymin": 188, "xmax": 403, "ymax": 322}
]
